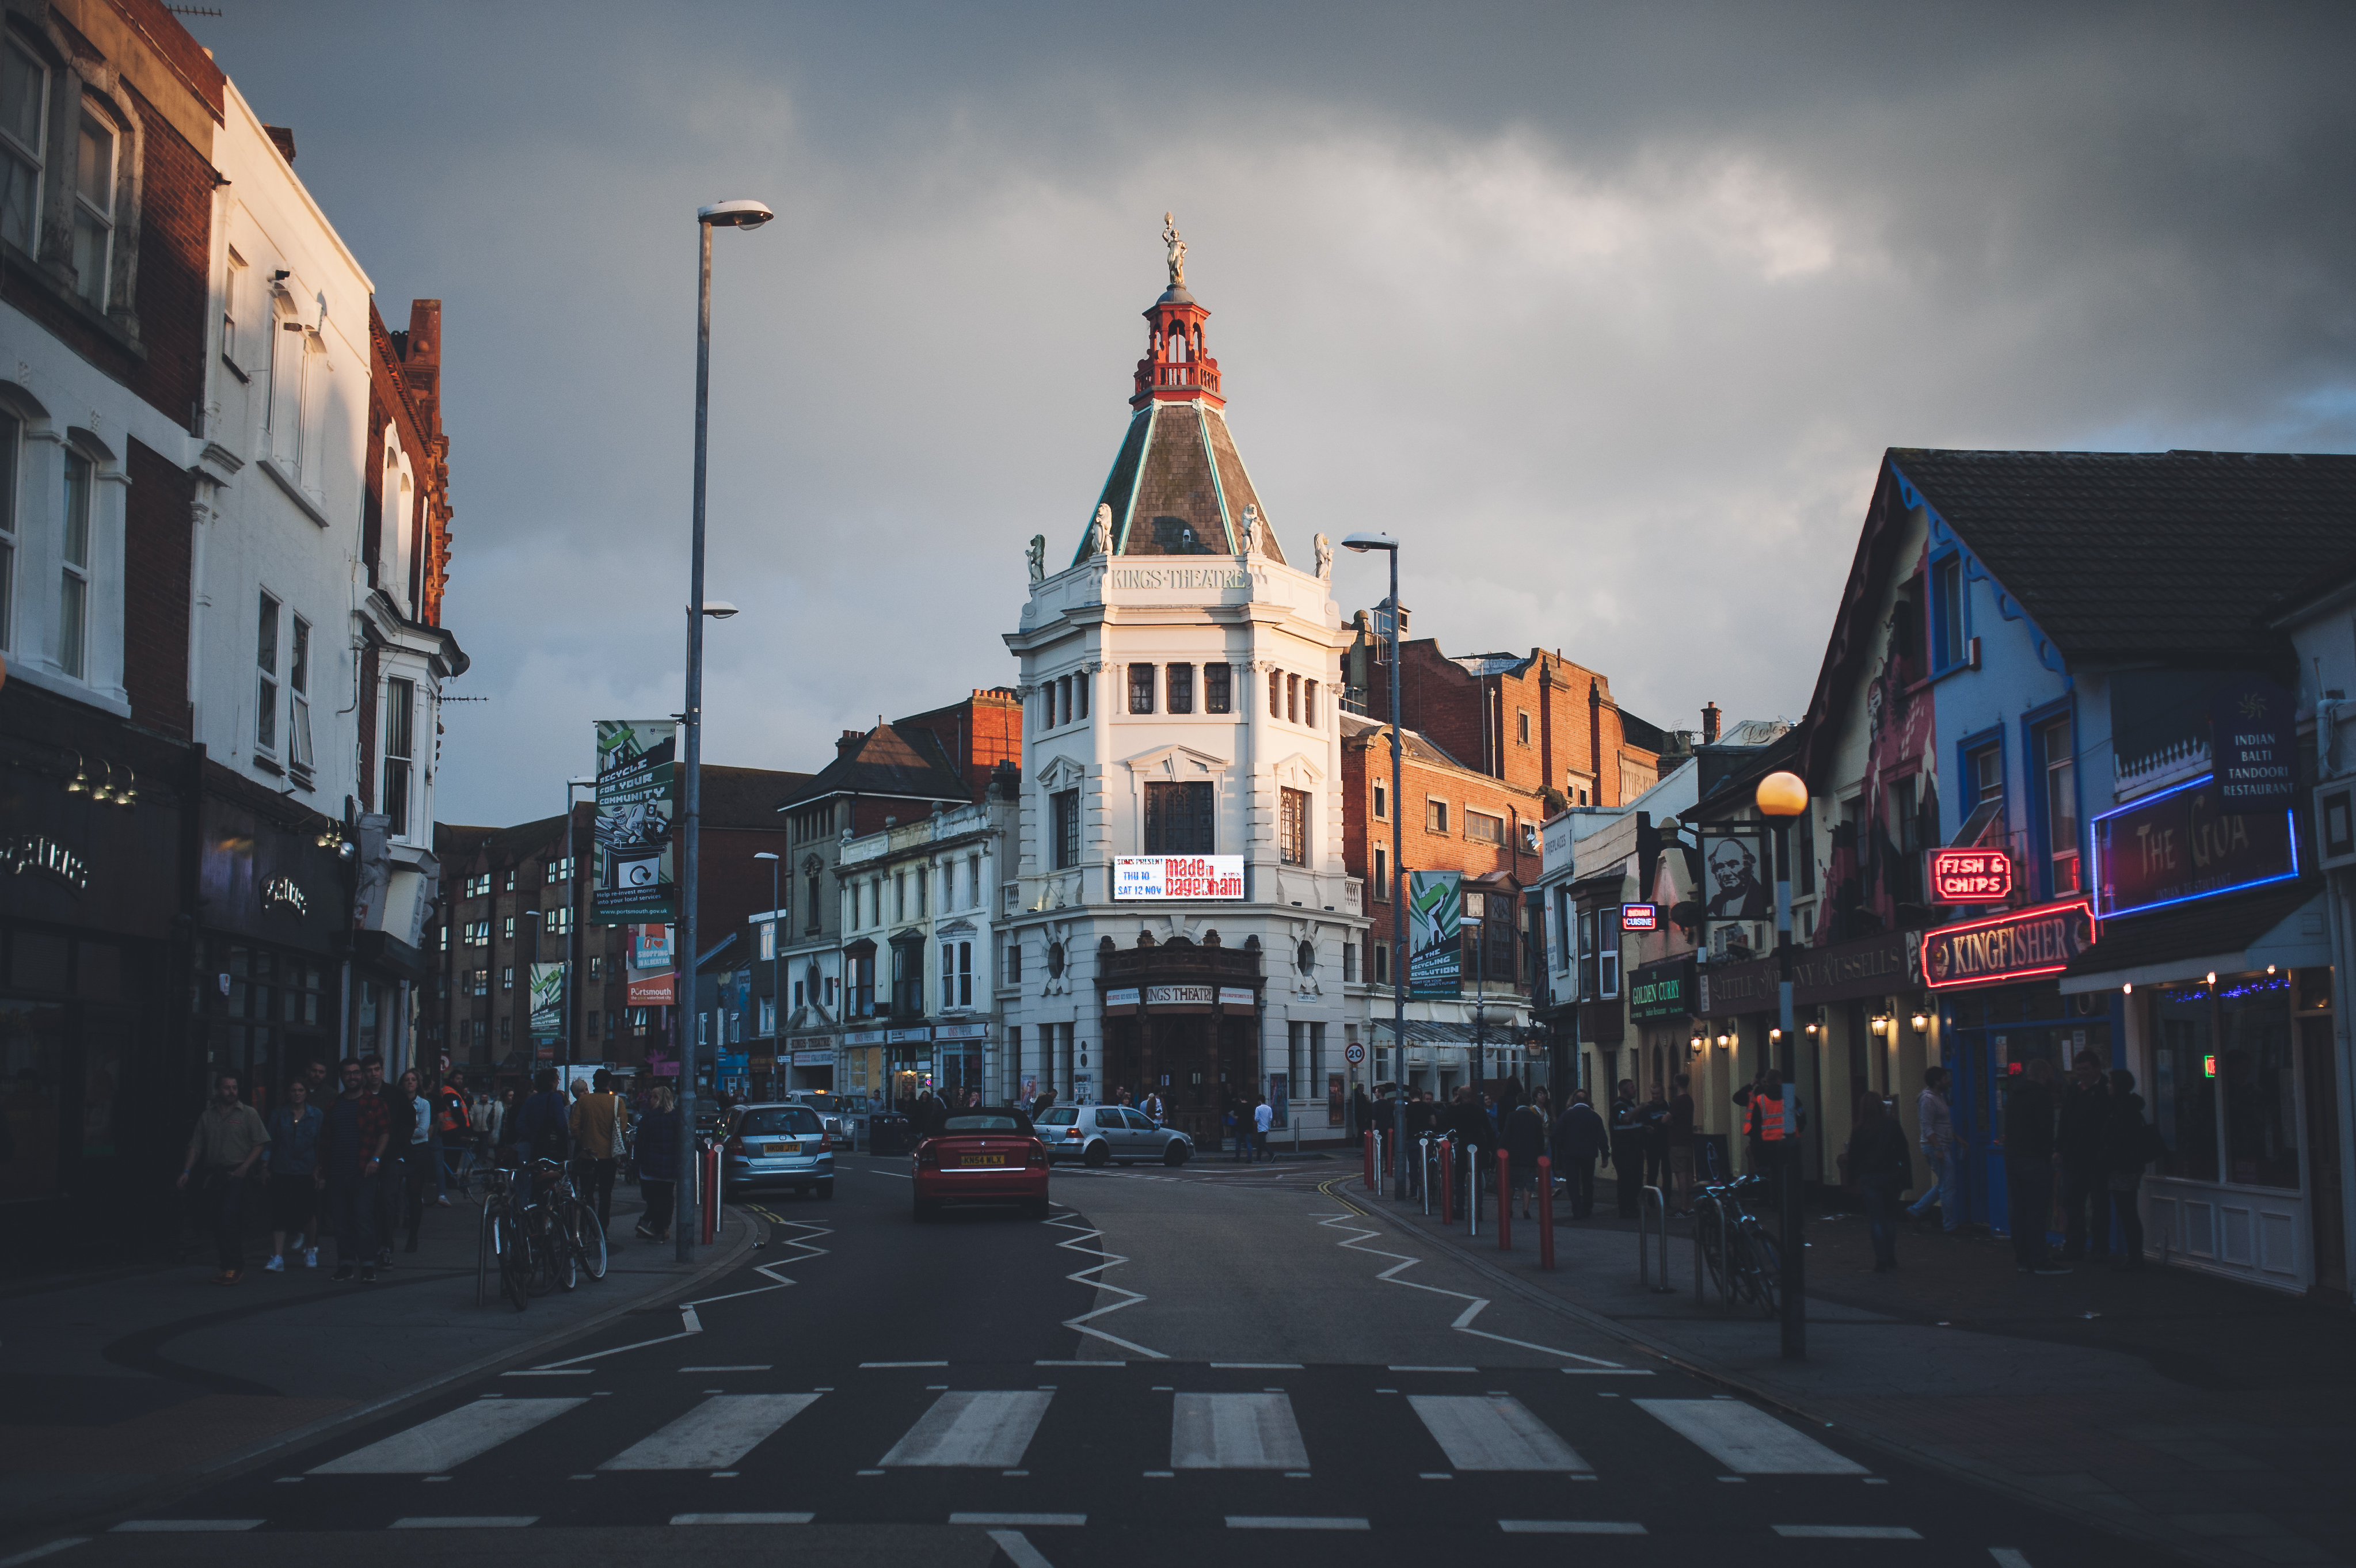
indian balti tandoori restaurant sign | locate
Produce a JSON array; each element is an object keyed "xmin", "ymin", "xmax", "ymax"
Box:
[{"xmin": 1922, "ymin": 900, "xmax": 2096, "ymax": 991}]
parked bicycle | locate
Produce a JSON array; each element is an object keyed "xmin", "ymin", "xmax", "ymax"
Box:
[
  {"xmin": 1693, "ymin": 1171, "xmax": 1782, "ymax": 1318},
  {"xmin": 474, "ymin": 1165, "xmax": 530, "ymax": 1313}
]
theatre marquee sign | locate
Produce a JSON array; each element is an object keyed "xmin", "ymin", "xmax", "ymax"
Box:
[{"xmin": 1922, "ymin": 900, "xmax": 2096, "ymax": 991}]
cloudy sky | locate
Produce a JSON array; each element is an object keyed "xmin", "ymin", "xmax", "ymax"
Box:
[{"xmin": 194, "ymin": 2, "xmax": 2356, "ymax": 825}]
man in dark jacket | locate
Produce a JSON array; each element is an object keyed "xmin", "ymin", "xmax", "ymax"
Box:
[
  {"xmin": 1551, "ymin": 1090, "xmax": 1607, "ymax": 1219},
  {"xmin": 2004, "ymin": 1059, "xmax": 2067, "ymax": 1274},
  {"xmin": 1609, "ymin": 1080, "xmax": 1646, "ymax": 1217},
  {"xmin": 2056, "ymin": 1050, "xmax": 2112, "ymax": 1261},
  {"xmin": 1505, "ymin": 1097, "xmax": 1549, "ymax": 1219}
]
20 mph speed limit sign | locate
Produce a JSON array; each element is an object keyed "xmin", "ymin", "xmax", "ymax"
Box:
[{"xmin": 1345, "ymin": 1042, "xmax": 1367, "ymax": 1065}]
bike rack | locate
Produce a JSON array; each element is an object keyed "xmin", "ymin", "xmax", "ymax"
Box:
[
  {"xmin": 1467, "ymin": 1144, "xmax": 1479, "ymax": 1240},
  {"xmin": 1419, "ymin": 1135, "xmax": 1433, "ymax": 1216},
  {"xmin": 1638, "ymin": 1184, "xmax": 1673, "ymax": 1293}
]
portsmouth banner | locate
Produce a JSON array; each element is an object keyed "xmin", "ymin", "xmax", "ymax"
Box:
[
  {"xmin": 529, "ymin": 961, "xmax": 566, "ymax": 1041},
  {"xmin": 593, "ymin": 720, "xmax": 677, "ymax": 924},
  {"xmin": 1407, "ymin": 870, "xmax": 1463, "ymax": 998}
]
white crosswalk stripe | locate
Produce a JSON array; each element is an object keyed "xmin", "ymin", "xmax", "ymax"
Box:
[
  {"xmin": 881, "ymin": 1391, "xmax": 1053, "ymax": 1467},
  {"xmin": 1407, "ymin": 1395, "xmax": 1589, "ymax": 1472},
  {"xmin": 311, "ymin": 1398, "xmax": 585, "ymax": 1475},
  {"xmin": 1171, "ymin": 1393, "xmax": 1309, "ymax": 1470},
  {"xmin": 601, "ymin": 1394, "xmax": 820, "ymax": 1471},
  {"xmin": 1633, "ymin": 1400, "xmax": 1868, "ymax": 1475}
]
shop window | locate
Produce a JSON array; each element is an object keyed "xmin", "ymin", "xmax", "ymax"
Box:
[
  {"xmin": 2152, "ymin": 985, "xmax": 2221, "ymax": 1183},
  {"xmin": 1205, "ymin": 663, "xmax": 1231, "ymax": 713},
  {"xmin": 1129, "ymin": 663, "xmax": 1155, "ymax": 714},
  {"xmin": 1279, "ymin": 787, "xmax": 1308, "ymax": 866},
  {"xmin": 1145, "ymin": 780, "xmax": 1214, "ymax": 854},
  {"xmin": 1167, "ymin": 662, "xmax": 1194, "ymax": 714}
]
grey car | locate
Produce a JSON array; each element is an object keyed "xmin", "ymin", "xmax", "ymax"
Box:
[
  {"xmin": 721, "ymin": 1103, "xmax": 835, "ymax": 1198},
  {"xmin": 1036, "ymin": 1104, "xmax": 1193, "ymax": 1167}
]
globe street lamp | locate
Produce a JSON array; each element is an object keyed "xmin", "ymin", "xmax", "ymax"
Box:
[
  {"xmin": 1753, "ymin": 767, "xmax": 1809, "ymax": 1360},
  {"xmin": 1342, "ymin": 531, "xmax": 1408, "ymax": 1198},
  {"xmin": 676, "ymin": 197, "xmax": 772, "ymax": 1263}
]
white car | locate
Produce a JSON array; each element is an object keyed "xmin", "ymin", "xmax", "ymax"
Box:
[{"xmin": 1035, "ymin": 1105, "xmax": 1193, "ymax": 1167}]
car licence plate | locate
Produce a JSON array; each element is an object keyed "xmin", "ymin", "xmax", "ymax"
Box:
[{"xmin": 958, "ymin": 1154, "xmax": 1007, "ymax": 1167}]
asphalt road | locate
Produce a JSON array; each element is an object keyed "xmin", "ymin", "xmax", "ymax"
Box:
[{"xmin": 10, "ymin": 1152, "xmax": 2159, "ymax": 1568}]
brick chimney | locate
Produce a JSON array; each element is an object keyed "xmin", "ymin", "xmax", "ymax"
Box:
[
  {"xmin": 838, "ymin": 728, "xmax": 866, "ymax": 759},
  {"xmin": 1702, "ymin": 702, "xmax": 1722, "ymax": 745}
]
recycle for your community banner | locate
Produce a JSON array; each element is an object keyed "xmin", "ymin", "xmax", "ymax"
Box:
[
  {"xmin": 593, "ymin": 719, "xmax": 677, "ymax": 924},
  {"xmin": 1406, "ymin": 869, "xmax": 1463, "ymax": 998},
  {"xmin": 529, "ymin": 961, "xmax": 566, "ymax": 1043}
]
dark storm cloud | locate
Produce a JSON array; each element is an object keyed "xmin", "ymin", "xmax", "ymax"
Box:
[{"xmin": 189, "ymin": 2, "xmax": 2356, "ymax": 819}]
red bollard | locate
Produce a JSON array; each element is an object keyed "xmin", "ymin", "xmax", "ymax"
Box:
[
  {"xmin": 1497, "ymin": 1147, "xmax": 1513, "ymax": 1251},
  {"xmin": 1364, "ymin": 1130, "xmax": 1378, "ymax": 1191},
  {"xmin": 1537, "ymin": 1155, "xmax": 1555, "ymax": 1270},
  {"xmin": 1440, "ymin": 1137, "xmax": 1455, "ymax": 1224}
]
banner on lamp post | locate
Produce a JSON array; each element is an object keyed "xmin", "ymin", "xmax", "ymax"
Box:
[
  {"xmin": 529, "ymin": 962, "xmax": 566, "ymax": 1043},
  {"xmin": 1407, "ymin": 870, "xmax": 1463, "ymax": 999},
  {"xmin": 592, "ymin": 720, "xmax": 678, "ymax": 925}
]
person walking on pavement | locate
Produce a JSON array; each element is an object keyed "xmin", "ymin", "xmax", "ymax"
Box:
[
  {"xmin": 178, "ymin": 1071, "xmax": 269, "ymax": 1285},
  {"xmin": 2004, "ymin": 1058, "xmax": 2069, "ymax": 1274},
  {"xmin": 569, "ymin": 1068, "xmax": 631, "ymax": 1236},
  {"xmin": 432, "ymin": 1070, "xmax": 471, "ymax": 1202},
  {"xmin": 1505, "ymin": 1093, "xmax": 1548, "ymax": 1219},
  {"xmin": 2057, "ymin": 1049, "xmax": 2113, "ymax": 1262},
  {"xmin": 1609, "ymin": 1079, "xmax": 1646, "ymax": 1217},
  {"xmin": 2104, "ymin": 1068, "xmax": 2160, "ymax": 1270},
  {"xmin": 1551, "ymin": 1089, "xmax": 1605, "ymax": 1219},
  {"xmin": 1665, "ymin": 1075, "xmax": 1696, "ymax": 1215},
  {"xmin": 395, "ymin": 1068, "xmax": 434, "ymax": 1253},
  {"xmin": 264, "ymin": 1075, "xmax": 323, "ymax": 1272},
  {"xmin": 633, "ymin": 1084, "xmax": 681, "ymax": 1242},
  {"xmin": 1639, "ymin": 1081, "xmax": 1671, "ymax": 1195},
  {"xmin": 1906, "ymin": 1067, "xmax": 1962, "ymax": 1232},
  {"xmin": 317, "ymin": 1057, "xmax": 389, "ymax": 1282},
  {"xmin": 1141, "ymin": 1088, "xmax": 1164, "ymax": 1126},
  {"xmin": 511, "ymin": 1069, "xmax": 570, "ymax": 1166},
  {"xmin": 1845, "ymin": 1091, "xmax": 1913, "ymax": 1272},
  {"xmin": 1253, "ymin": 1094, "xmax": 1275, "ymax": 1162},
  {"xmin": 360, "ymin": 1056, "xmax": 409, "ymax": 1269},
  {"xmin": 298, "ymin": 1057, "xmax": 332, "ymax": 1261}
]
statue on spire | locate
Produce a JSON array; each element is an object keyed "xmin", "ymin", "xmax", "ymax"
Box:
[{"xmin": 1162, "ymin": 211, "xmax": 1187, "ymax": 289}]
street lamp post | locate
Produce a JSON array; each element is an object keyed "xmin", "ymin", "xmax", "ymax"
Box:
[
  {"xmin": 563, "ymin": 776, "xmax": 595, "ymax": 1084},
  {"xmin": 755, "ymin": 851, "xmax": 780, "ymax": 1097},
  {"xmin": 1754, "ymin": 768, "xmax": 1809, "ymax": 1361},
  {"xmin": 1464, "ymin": 889, "xmax": 1487, "ymax": 1089},
  {"xmin": 676, "ymin": 196, "xmax": 772, "ymax": 1263},
  {"xmin": 1341, "ymin": 531, "xmax": 1407, "ymax": 1199}
]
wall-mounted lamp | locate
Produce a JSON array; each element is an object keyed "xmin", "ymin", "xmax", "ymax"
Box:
[
  {"xmin": 1768, "ymin": 1026, "xmax": 1783, "ymax": 1043},
  {"xmin": 1805, "ymin": 1020, "xmax": 1820, "ymax": 1036},
  {"xmin": 2122, "ymin": 982, "xmax": 2133, "ymax": 996},
  {"xmin": 1910, "ymin": 1011, "xmax": 1928, "ymax": 1034},
  {"xmin": 2266, "ymin": 964, "xmax": 2277, "ymax": 975},
  {"xmin": 2205, "ymin": 971, "xmax": 2217, "ymax": 986},
  {"xmin": 1870, "ymin": 1014, "xmax": 1889, "ymax": 1037}
]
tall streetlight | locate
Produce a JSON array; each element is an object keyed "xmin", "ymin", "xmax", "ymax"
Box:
[
  {"xmin": 1341, "ymin": 531, "xmax": 1408, "ymax": 1198},
  {"xmin": 563, "ymin": 775, "xmax": 596, "ymax": 1084},
  {"xmin": 1754, "ymin": 767, "xmax": 1809, "ymax": 1360},
  {"xmin": 676, "ymin": 196, "xmax": 772, "ymax": 1263},
  {"xmin": 755, "ymin": 851, "xmax": 781, "ymax": 1098}
]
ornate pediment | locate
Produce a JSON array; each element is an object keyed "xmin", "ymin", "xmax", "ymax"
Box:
[
  {"xmin": 1120, "ymin": 744, "xmax": 1230, "ymax": 779},
  {"xmin": 1270, "ymin": 751, "xmax": 1326, "ymax": 788},
  {"xmin": 1037, "ymin": 754, "xmax": 1088, "ymax": 791}
]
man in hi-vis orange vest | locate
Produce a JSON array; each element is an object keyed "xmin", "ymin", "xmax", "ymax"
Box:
[{"xmin": 1733, "ymin": 1067, "xmax": 1803, "ymax": 1170}]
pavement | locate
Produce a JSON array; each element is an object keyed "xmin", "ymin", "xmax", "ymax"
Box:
[
  {"xmin": 0, "ymin": 1174, "xmax": 755, "ymax": 1542},
  {"xmin": 1361, "ymin": 1164, "xmax": 2356, "ymax": 1568},
  {"xmin": 0, "ymin": 1148, "xmax": 2167, "ymax": 1568}
]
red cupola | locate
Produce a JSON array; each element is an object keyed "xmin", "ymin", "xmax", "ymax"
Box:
[{"xmin": 1131, "ymin": 212, "xmax": 1223, "ymax": 410}]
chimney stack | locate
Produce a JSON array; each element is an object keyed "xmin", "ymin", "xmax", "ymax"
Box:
[
  {"xmin": 838, "ymin": 728, "xmax": 865, "ymax": 759},
  {"xmin": 1702, "ymin": 702, "xmax": 1722, "ymax": 745}
]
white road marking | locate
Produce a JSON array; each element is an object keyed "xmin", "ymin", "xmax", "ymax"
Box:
[
  {"xmin": 1499, "ymin": 1521, "xmax": 1647, "ymax": 1534},
  {"xmin": 107, "ymin": 1523, "xmax": 261, "ymax": 1533},
  {"xmin": 1635, "ymin": 1400, "xmax": 1870, "ymax": 1475},
  {"xmin": 1210, "ymin": 1361, "xmax": 1301, "ymax": 1369},
  {"xmin": 986, "ymin": 1531, "xmax": 1057, "ymax": 1568},
  {"xmin": 0, "ymin": 1538, "xmax": 90, "ymax": 1567},
  {"xmin": 1314, "ymin": 1209, "xmax": 1624, "ymax": 1367},
  {"xmin": 1408, "ymin": 1394, "xmax": 1590, "ymax": 1472},
  {"xmin": 389, "ymin": 1517, "xmax": 534, "ymax": 1529},
  {"xmin": 681, "ymin": 1365, "xmax": 770, "ymax": 1372},
  {"xmin": 671, "ymin": 1513, "xmax": 813, "ymax": 1525},
  {"xmin": 953, "ymin": 1513, "xmax": 1085, "ymax": 1527},
  {"xmin": 861, "ymin": 1361, "xmax": 949, "ymax": 1368},
  {"xmin": 1045, "ymin": 1211, "xmax": 1166, "ymax": 1360},
  {"xmin": 1226, "ymin": 1517, "xmax": 1370, "ymax": 1531},
  {"xmin": 1390, "ymin": 1365, "xmax": 1476, "ymax": 1372},
  {"xmin": 600, "ymin": 1394, "xmax": 820, "ymax": 1470},
  {"xmin": 881, "ymin": 1390, "xmax": 1053, "ymax": 1467},
  {"xmin": 1773, "ymin": 1525, "xmax": 1923, "ymax": 1539},
  {"xmin": 520, "ymin": 1215, "xmax": 834, "ymax": 1371},
  {"xmin": 1171, "ymin": 1393, "xmax": 1310, "ymax": 1470},
  {"xmin": 1989, "ymin": 1552, "xmax": 2033, "ymax": 1568},
  {"xmin": 310, "ymin": 1398, "xmax": 584, "ymax": 1474}
]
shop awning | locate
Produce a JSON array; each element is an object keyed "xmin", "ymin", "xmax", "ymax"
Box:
[{"xmin": 2059, "ymin": 882, "xmax": 2327, "ymax": 994}]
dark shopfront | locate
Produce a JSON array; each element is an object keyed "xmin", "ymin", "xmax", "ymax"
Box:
[
  {"xmin": 1098, "ymin": 939, "xmax": 1262, "ymax": 1148},
  {"xmin": 1, "ymin": 693, "xmax": 192, "ymax": 1259}
]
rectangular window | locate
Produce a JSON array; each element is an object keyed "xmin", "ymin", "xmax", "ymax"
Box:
[
  {"xmin": 253, "ymin": 590, "xmax": 280, "ymax": 751},
  {"xmin": 1426, "ymin": 798, "xmax": 1449, "ymax": 834},
  {"xmin": 0, "ymin": 409, "xmax": 17, "ymax": 652},
  {"xmin": 1373, "ymin": 846, "xmax": 1388, "ymax": 899},
  {"xmin": 1287, "ymin": 672, "xmax": 1299, "ymax": 723},
  {"xmin": 1931, "ymin": 554, "xmax": 1966, "ymax": 670},
  {"xmin": 758, "ymin": 920, "xmax": 775, "ymax": 961},
  {"xmin": 1517, "ymin": 710, "xmax": 1531, "ymax": 745},
  {"xmin": 502, "ymin": 965, "xmax": 514, "ymax": 990},
  {"xmin": 545, "ymin": 907, "xmax": 572, "ymax": 936},
  {"xmin": 548, "ymin": 856, "xmax": 574, "ymax": 882},
  {"xmin": 383, "ymin": 678, "xmax": 415, "ymax": 839},
  {"xmin": 942, "ymin": 941, "xmax": 957, "ymax": 1011},
  {"xmin": 1057, "ymin": 675, "xmax": 1071, "ymax": 727},
  {"xmin": 1971, "ymin": 744, "xmax": 2003, "ymax": 809},
  {"xmin": 1577, "ymin": 909, "xmax": 1596, "ymax": 999},
  {"xmin": 1343, "ymin": 942, "xmax": 1357, "ymax": 983},
  {"xmin": 1167, "ymin": 663, "xmax": 1194, "ymax": 713},
  {"xmin": 893, "ymin": 873, "xmax": 905, "ymax": 922},
  {"xmin": 1466, "ymin": 809, "xmax": 1504, "ymax": 846},
  {"xmin": 1144, "ymin": 780, "xmax": 1215, "ymax": 854},
  {"xmin": 1280, "ymin": 787, "xmax": 1308, "ymax": 866},
  {"xmin": 503, "ymin": 916, "xmax": 516, "ymax": 941},
  {"xmin": 915, "ymin": 866, "xmax": 927, "ymax": 917},
  {"xmin": 1205, "ymin": 663, "xmax": 1231, "ymax": 713},
  {"xmin": 464, "ymin": 920, "xmax": 488, "ymax": 946},
  {"xmin": 1373, "ymin": 781, "xmax": 1387, "ymax": 819},
  {"xmin": 1053, "ymin": 788, "xmax": 1080, "ymax": 869},
  {"xmin": 1129, "ymin": 663, "xmax": 1156, "ymax": 714},
  {"xmin": 1597, "ymin": 918, "xmax": 1620, "ymax": 999},
  {"xmin": 470, "ymin": 969, "xmax": 488, "ymax": 997},
  {"xmin": 289, "ymin": 616, "xmax": 314, "ymax": 776},
  {"xmin": 1076, "ymin": 671, "xmax": 1090, "ymax": 720},
  {"xmin": 587, "ymin": 955, "xmax": 601, "ymax": 979},
  {"xmin": 958, "ymin": 941, "xmax": 973, "ymax": 1007},
  {"xmin": 1304, "ymin": 680, "xmax": 1318, "ymax": 728},
  {"xmin": 807, "ymin": 873, "xmax": 823, "ymax": 931},
  {"xmin": 71, "ymin": 111, "xmax": 114, "ymax": 309},
  {"xmin": 1269, "ymin": 669, "xmax": 1282, "ymax": 718},
  {"xmin": 2041, "ymin": 715, "xmax": 2079, "ymax": 895},
  {"xmin": 58, "ymin": 450, "xmax": 93, "ymax": 680},
  {"xmin": 1006, "ymin": 938, "xmax": 1022, "ymax": 982},
  {"xmin": 0, "ymin": 40, "xmax": 47, "ymax": 255},
  {"xmin": 1040, "ymin": 682, "xmax": 1053, "ymax": 729},
  {"xmin": 1373, "ymin": 940, "xmax": 1388, "ymax": 983},
  {"xmin": 221, "ymin": 249, "xmax": 245, "ymax": 370}
]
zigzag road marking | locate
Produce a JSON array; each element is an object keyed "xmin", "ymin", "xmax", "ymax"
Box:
[
  {"xmin": 1313, "ymin": 1179, "xmax": 1623, "ymax": 1368},
  {"xmin": 1045, "ymin": 1208, "xmax": 1167, "ymax": 1361},
  {"xmin": 521, "ymin": 1213, "xmax": 834, "ymax": 1371}
]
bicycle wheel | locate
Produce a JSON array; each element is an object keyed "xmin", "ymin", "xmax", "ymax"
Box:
[
  {"xmin": 524, "ymin": 1209, "xmax": 562, "ymax": 1296},
  {"xmin": 1695, "ymin": 1202, "xmax": 1731, "ymax": 1302},
  {"xmin": 495, "ymin": 1209, "xmax": 530, "ymax": 1312},
  {"xmin": 475, "ymin": 1201, "xmax": 495, "ymax": 1307},
  {"xmin": 554, "ymin": 1210, "xmax": 581, "ymax": 1293},
  {"xmin": 1740, "ymin": 1224, "xmax": 1782, "ymax": 1318},
  {"xmin": 569, "ymin": 1201, "xmax": 608, "ymax": 1281}
]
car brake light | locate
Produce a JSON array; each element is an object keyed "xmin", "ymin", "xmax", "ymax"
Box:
[
  {"xmin": 725, "ymin": 1136, "xmax": 746, "ymax": 1156},
  {"xmin": 1027, "ymin": 1140, "xmax": 1049, "ymax": 1168},
  {"xmin": 1064, "ymin": 1128, "xmax": 1081, "ymax": 1140},
  {"xmin": 817, "ymin": 1133, "xmax": 831, "ymax": 1153},
  {"xmin": 916, "ymin": 1140, "xmax": 939, "ymax": 1169}
]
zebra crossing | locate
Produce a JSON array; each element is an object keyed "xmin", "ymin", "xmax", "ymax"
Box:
[{"xmin": 289, "ymin": 1379, "xmax": 1868, "ymax": 1487}]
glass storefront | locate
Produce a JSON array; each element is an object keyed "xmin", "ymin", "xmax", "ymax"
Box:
[{"xmin": 2152, "ymin": 975, "xmax": 2298, "ymax": 1191}]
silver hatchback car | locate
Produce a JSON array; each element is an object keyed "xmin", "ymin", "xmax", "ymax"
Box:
[
  {"xmin": 722, "ymin": 1103, "xmax": 835, "ymax": 1198},
  {"xmin": 1036, "ymin": 1105, "xmax": 1193, "ymax": 1167}
]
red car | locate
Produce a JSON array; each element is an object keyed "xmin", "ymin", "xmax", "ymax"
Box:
[{"xmin": 913, "ymin": 1108, "xmax": 1051, "ymax": 1221}]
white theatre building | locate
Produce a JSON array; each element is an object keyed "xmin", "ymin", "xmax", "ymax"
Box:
[{"xmin": 999, "ymin": 225, "xmax": 1368, "ymax": 1147}]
